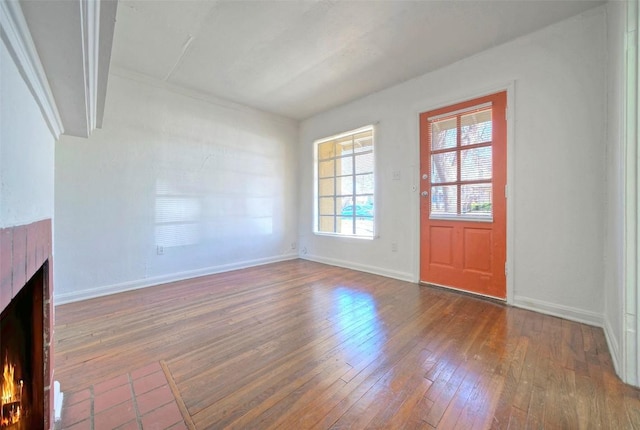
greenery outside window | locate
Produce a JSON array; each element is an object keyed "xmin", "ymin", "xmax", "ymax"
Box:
[{"xmin": 315, "ymin": 126, "xmax": 375, "ymax": 238}]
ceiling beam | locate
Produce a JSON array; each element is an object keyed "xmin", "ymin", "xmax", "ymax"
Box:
[{"xmin": 19, "ymin": 0, "xmax": 118, "ymax": 138}]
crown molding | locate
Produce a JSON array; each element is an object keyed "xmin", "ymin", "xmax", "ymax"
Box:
[{"xmin": 0, "ymin": 0, "xmax": 64, "ymax": 140}]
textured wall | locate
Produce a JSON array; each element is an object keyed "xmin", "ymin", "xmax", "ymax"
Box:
[
  {"xmin": 299, "ymin": 7, "xmax": 607, "ymax": 324},
  {"xmin": 54, "ymin": 72, "xmax": 299, "ymax": 303}
]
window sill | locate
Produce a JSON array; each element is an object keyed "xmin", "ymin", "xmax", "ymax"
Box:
[{"xmin": 313, "ymin": 231, "xmax": 376, "ymax": 240}]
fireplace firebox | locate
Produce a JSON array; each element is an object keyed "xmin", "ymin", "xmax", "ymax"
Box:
[
  {"xmin": 0, "ymin": 220, "xmax": 53, "ymax": 429},
  {"xmin": 1, "ymin": 263, "xmax": 45, "ymax": 429}
]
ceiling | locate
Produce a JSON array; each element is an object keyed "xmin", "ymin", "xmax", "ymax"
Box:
[{"xmin": 110, "ymin": 0, "xmax": 604, "ymax": 120}]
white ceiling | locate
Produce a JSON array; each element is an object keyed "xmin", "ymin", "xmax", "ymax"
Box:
[{"xmin": 111, "ymin": 0, "xmax": 604, "ymax": 120}]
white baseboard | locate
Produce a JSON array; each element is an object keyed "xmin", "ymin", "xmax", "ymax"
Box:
[
  {"xmin": 603, "ymin": 316, "xmax": 621, "ymax": 376},
  {"xmin": 54, "ymin": 254, "xmax": 299, "ymax": 305},
  {"xmin": 300, "ymin": 253, "xmax": 414, "ymax": 283},
  {"xmin": 512, "ymin": 295, "xmax": 603, "ymax": 327}
]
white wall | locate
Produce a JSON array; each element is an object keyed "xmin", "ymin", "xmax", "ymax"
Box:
[
  {"xmin": 299, "ymin": 7, "xmax": 607, "ymax": 324},
  {"xmin": 0, "ymin": 39, "xmax": 55, "ymax": 228},
  {"xmin": 603, "ymin": 0, "xmax": 627, "ymax": 381},
  {"xmin": 54, "ymin": 71, "xmax": 299, "ymax": 303}
]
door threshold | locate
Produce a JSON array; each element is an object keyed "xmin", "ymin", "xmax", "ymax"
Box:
[{"xmin": 419, "ymin": 281, "xmax": 506, "ymax": 304}]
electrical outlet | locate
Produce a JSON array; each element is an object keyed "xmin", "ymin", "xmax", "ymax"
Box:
[
  {"xmin": 391, "ymin": 241, "xmax": 398, "ymax": 252},
  {"xmin": 157, "ymin": 245, "xmax": 164, "ymax": 255},
  {"xmin": 291, "ymin": 242, "xmax": 297, "ymax": 250}
]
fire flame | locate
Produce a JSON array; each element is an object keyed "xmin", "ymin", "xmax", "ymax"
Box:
[{"xmin": 1, "ymin": 358, "xmax": 22, "ymax": 427}]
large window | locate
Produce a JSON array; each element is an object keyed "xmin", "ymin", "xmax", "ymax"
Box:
[{"xmin": 315, "ymin": 126, "xmax": 375, "ymax": 237}]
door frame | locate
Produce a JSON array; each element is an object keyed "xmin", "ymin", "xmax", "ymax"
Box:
[{"xmin": 412, "ymin": 81, "xmax": 516, "ymax": 304}]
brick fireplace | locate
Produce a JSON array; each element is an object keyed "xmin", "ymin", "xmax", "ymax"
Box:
[{"xmin": 0, "ymin": 220, "xmax": 53, "ymax": 429}]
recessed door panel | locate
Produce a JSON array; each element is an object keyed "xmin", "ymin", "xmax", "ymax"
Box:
[
  {"xmin": 463, "ymin": 228, "xmax": 492, "ymax": 273},
  {"xmin": 429, "ymin": 226, "xmax": 454, "ymax": 266}
]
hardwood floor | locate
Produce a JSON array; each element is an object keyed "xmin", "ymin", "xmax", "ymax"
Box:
[{"xmin": 55, "ymin": 259, "xmax": 640, "ymax": 429}]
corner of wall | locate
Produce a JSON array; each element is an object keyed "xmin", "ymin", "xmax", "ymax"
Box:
[{"xmin": 604, "ymin": 314, "xmax": 622, "ymax": 376}]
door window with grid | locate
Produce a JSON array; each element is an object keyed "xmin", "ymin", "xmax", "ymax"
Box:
[
  {"xmin": 429, "ymin": 103, "xmax": 493, "ymax": 220},
  {"xmin": 315, "ymin": 126, "xmax": 375, "ymax": 237}
]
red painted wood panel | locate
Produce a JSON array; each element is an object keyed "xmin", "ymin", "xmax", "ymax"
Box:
[
  {"xmin": 0, "ymin": 228, "xmax": 13, "ymax": 310},
  {"xmin": 11, "ymin": 224, "xmax": 27, "ymax": 299},
  {"xmin": 420, "ymin": 91, "xmax": 507, "ymax": 299}
]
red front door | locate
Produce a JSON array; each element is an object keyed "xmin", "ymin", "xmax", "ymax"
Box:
[{"xmin": 419, "ymin": 91, "xmax": 507, "ymax": 299}]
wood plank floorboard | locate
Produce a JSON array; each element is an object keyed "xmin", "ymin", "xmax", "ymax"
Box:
[{"xmin": 55, "ymin": 259, "xmax": 640, "ymax": 429}]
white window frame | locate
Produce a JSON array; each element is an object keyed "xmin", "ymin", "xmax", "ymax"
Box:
[{"xmin": 313, "ymin": 125, "xmax": 376, "ymax": 239}]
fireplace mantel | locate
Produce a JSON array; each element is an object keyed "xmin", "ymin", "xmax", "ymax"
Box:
[{"xmin": 0, "ymin": 219, "xmax": 53, "ymax": 429}]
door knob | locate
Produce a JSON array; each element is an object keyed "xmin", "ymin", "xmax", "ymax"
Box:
[{"xmin": 421, "ymin": 191, "xmax": 428, "ymax": 197}]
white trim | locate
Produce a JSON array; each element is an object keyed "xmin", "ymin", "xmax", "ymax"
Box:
[
  {"xmin": 313, "ymin": 124, "xmax": 375, "ymax": 145},
  {"xmin": 413, "ymin": 81, "xmax": 516, "ymax": 303},
  {"xmin": 512, "ymin": 295, "xmax": 603, "ymax": 327},
  {"xmin": 53, "ymin": 381, "xmax": 63, "ymax": 423},
  {"xmin": 505, "ymin": 83, "xmax": 516, "ymax": 306},
  {"xmin": 623, "ymin": 0, "xmax": 640, "ymax": 387},
  {"xmin": 604, "ymin": 317, "xmax": 621, "ymax": 376},
  {"xmin": 300, "ymin": 253, "xmax": 414, "ymax": 283},
  {"xmin": 81, "ymin": 0, "xmax": 100, "ymax": 133},
  {"xmin": 0, "ymin": 0, "xmax": 63, "ymax": 139},
  {"xmin": 54, "ymin": 254, "xmax": 299, "ymax": 305}
]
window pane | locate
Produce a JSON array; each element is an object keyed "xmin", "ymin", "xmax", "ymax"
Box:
[
  {"xmin": 355, "ymin": 173, "xmax": 374, "ymax": 194},
  {"xmin": 337, "ymin": 156, "xmax": 352, "ymax": 176},
  {"xmin": 431, "ymin": 117, "xmax": 457, "ymax": 150},
  {"xmin": 355, "ymin": 216, "xmax": 374, "ymax": 236},
  {"xmin": 318, "ymin": 160, "xmax": 334, "ymax": 178},
  {"xmin": 341, "ymin": 199, "xmax": 374, "ymax": 219},
  {"xmin": 318, "ymin": 178, "xmax": 334, "ymax": 196},
  {"xmin": 355, "ymin": 152, "xmax": 374, "ymax": 174},
  {"xmin": 461, "ymin": 184, "xmax": 492, "ymax": 215},
  {"xmin": 319, "ymin": 215, "xmax": 335, "ymax": 232},
  {"xmin": 318, "ymin": 197, "xmax": 335, "ymax": 216},
  {"xmin": 318, "ymin": 141, "xmax": 335, "ymax": 160},
  {"xmin": 338, "ymin": 217, "xmax": 353, "ymax": 234},
  {"xmin": 335, "ymin": 135, "xmax": 354, "ymax": 155},
  {"xmin": 461, "ymin": 108, "xmax": 492, "ymax": 146},
  {"xmin": 431, "ymin": 185, "xmax": 457, "ymax": 216},
  {"xmin": 431, "ymin": 152, "xmax": 457, "ymax": 183},
  {"xmin": 336, "ymin": 176, "xmax": 353, "ymax": 195},
  {"xmin": 353, "ymin": 130, "xmax": 373, "ymax": 153},
  {"xmin": 461, "ymin": 146, "xmax": 492, "ymax": 181},
  {"xmin": 339, "ymin": 196, "xmax": 352, "ymax": 212}
]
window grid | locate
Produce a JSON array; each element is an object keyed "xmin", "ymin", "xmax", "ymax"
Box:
[
  {"xmin": 429, "ymin": 106, "xmax": 493, "ymax": 218},
  {"xmin": 316, "ymin": 127, "xmax": 374, "ymax": 237}
]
